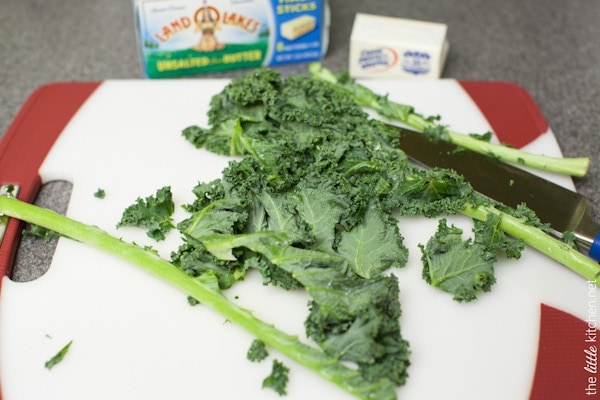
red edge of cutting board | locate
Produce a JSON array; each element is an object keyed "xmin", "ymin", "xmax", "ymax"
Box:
[
  {"xmin": 458, "ymin": 80, "xmax": 549, "ymax": 148},
  {"xmin": 0, "ymin": 82, "xmax": 101, "ymax": 284},
  {"xmin": 0, "ymin": 79, "xmax": 585, "ymax": 400},
  {"xmin": 530, "ymin": 303, "xmax": 600, "ymax": 400}
]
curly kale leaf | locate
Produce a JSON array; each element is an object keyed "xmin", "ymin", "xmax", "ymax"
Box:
[
  {"xmin": 258, "ymin": 190, "xmax": 313, "ymax": 246},
  {"xmin": 178, "ymin": 199, "xmax": 248, "ymax": 251},
  {"xmin": 247, "ymin": 339, "xmax": 269, "ymax": 362},
  {"xmin": 22, "ymin": 224, "xmax": 59, "ymax": 242},
  {"xmin": 291, "ymin": 180, "xmax": 351, "ymax": 253},
  {"xmin": 93, "ymin": 188, "xmax": 106, "ymax": 199},
  {"xmin": 388, "ymin": 167, "xmax": 475, "ymax": 217},
  {"xmin": 182, "ymin": 68, "xmax": 281, "ymax": 157},
  {"xmin": 117, "ymin": 186, "xmax": 175, "ymax": 241},
  {"xmin": 420, "ymin": 219, "xmax": 496, "ymax": 302},
  {"xmin": 262, "ymin": 359, "xmax": 290, "ymax": 396},
  {"xmin": 182, "ymin": 119, "xmax": 248, "ymax": 156},
  {"xmin": 207, "ymin": 68, "xmax": 281, "ymax": 127},
  {"xmin": 473, "ymin": 212, "xmax": 524, "ymax": 260},
  {"xmin": 337, "ymin": 204, "xmax": 408, "ymax": 279},
  {"xmin": 245, "ymin": 255, "xmax": 302, "ymax": 290},
  {"xmin": 171, "ymin": 242, "xmax": 249, "ymax": 290},
  {"xmin": 304, "ymin": 274, "xmax": 410, "ymax": 386},
  {"xmin": 422, "ymin": 124, "xmax": 451, "ymax": 141}
]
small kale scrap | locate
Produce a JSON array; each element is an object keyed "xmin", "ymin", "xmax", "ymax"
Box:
[
  {"xmin": 45, "ymin": 340, "xmax": 73, "ymax": 370},
  {"xmin": 94, "ymin": 188, "xmax": 106, "ymax": 199},
  {"xmin": 247, "ymin": 339, "xmax": 269, "ymax": 362},
  {"xmin": 22, "ymin": 224, "xmax": 59, "ymax": 242},
  {"xmin": 117, "ymin": 186, "xmax": 175, "ymax": 241},
  {"xmin": 246, "ymin": 340, "xmax": 290, "ymax": 395},
  {"xmin": 262, "ymin": 360, "xmax": 290, "ymax": 396}
]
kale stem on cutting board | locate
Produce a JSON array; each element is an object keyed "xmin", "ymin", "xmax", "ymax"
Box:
[
  {"xmin": 308, "ymin": 62, "xmax": 590, "ymax": 178},
  {"xmin": 1, "ymin": 66, "xmax": 598, "ymax": 400},
  {"xmin": 0, "ymin": 195, "xmax": 398, "ymax": 400}
]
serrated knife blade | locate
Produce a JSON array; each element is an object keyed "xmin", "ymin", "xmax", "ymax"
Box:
[{"xmin": 393, "ymin": 125, "xmax": 600, "ymax": 262}]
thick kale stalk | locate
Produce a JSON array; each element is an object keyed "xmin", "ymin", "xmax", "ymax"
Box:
[
  {"xmin": 461, "ymin": 202, "xmax": 600, "ymax": 285},
  {"xmin": 308, "ymin": 63, "xmax": 590, "ymax": 178},
  {"xmin": 0, "ymin": 195, "xmax": 398, "ymax": 400},
  {"xmin": 420, "ymin": 204, "xmax": 600, "ymax": 302}
]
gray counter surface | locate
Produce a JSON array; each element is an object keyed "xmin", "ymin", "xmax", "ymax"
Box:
[{"xmin": 1, "ymin": 0, "xmax": 599, "ymax": 280}]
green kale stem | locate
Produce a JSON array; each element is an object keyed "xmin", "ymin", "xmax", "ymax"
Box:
[
  {"xmin": 461, "ymin": 203, "xmax": 600, "ymax": 285},
  {"xmin": 0, "ymin": 195, "xmax": 397, "ymax": 400},
  {"xmin": 308, "ymin": 63, "xmax": 590, "ymax": 178}
]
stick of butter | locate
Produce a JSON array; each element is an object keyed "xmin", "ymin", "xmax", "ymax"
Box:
[
  {"xmin": 349, "ymin": 13, "xmax": 449, "ymax": 79},
  {"xmin": 281, "ymin": 15, "xmax": 317, "ymax": 41}
]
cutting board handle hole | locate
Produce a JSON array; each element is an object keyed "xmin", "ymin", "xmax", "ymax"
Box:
[{"xmin": 10, "ymin": 180, "xmax": 73, "ymax": 283}]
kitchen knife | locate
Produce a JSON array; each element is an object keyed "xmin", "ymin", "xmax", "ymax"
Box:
[{"xmin": 393, "ymin": 125, "xmax": 600, "ymax": 262}]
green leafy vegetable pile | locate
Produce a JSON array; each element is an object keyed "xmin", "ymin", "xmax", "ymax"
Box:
[
  {"xmin": 176, "ymin": 67, "xmax": 598, "ymax": 304},
  {"xmin": 1, "ymin": 65, "xmax": 598, "ymax": 399},
  {"xmin": 1, "ymin": 195, "xmax": 401, "ymax": 399},
  {"xmin": 169, "ymin": 67, "xmax": 596, "ymax": 389},
  {"xmin": 308, "ymin": 63, "xmax": 590, "ymax": 177},
  {"xmin": 177, "ymin": 68, "xmax": 414, "ymax": 386}
]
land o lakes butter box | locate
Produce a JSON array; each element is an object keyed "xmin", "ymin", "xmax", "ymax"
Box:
[{"xmin": 133, "ymin": 0, "xmax": 330, "ymax": 78}]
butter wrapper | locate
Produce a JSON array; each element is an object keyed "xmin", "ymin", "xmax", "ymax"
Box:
[
  {"xmin": 349, "ymin": 13, "xmax": 449, "ymax": 79},
  {"xmin": 133, "ymin": 0, "xmax": 330, "ymax": 78}
]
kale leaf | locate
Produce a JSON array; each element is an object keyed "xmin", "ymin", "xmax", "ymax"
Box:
[
  {"xmin": 262, "ymin": 359, "xmax": 290, "ymax": 396},
  {"xmin": 45, "ymin": 340, "xmax": 73, "ymax": 370},
  {"xmin": 247, "ymin": 339, "xmax": 269, "ymax": 362},
  {"xmin": 337, "ymin": 204, "xmax": 408, "ymax": 279},
  {"xmin": 117, "ymin": 186, "xmax": 175, "ymax": 241},
  {"xmin": 22, "ymin": 224, "xmax": 59, "ymax": 242},
  {"xmin": 420, "ymin": 219, "xmax": 496, "ymax": 302}
]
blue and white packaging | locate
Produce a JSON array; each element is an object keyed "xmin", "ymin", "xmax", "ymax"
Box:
[{"xmin": 133, "ymin": 0, "xmax": 330, "ymax": 78}]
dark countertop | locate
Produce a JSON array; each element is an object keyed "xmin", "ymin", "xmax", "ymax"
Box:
[{"xmin": 1, "ymin": 0, "xmax": 599, "ymax": 280}]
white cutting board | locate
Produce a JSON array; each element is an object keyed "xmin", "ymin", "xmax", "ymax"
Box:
[{"xmin": 0, "ymin": 79, "xmax": 590, "ymax": 400}]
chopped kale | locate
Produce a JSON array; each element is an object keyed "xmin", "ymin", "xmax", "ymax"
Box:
[
  {"xmin": 45, "ymin": 340, "xmax": 73, "ymax": 370},
  {"xmin": 117, "ymin": 186, "xmax": 175, "ymax": 241}
]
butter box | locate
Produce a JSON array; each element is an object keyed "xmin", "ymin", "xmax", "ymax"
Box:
[
  {"xmin": 133, "ymin": 0, "xmax": 330, "ymax": 78},
  {"xmin": 349, "ymin": 13, "xmax": 448, "ymax": 79}
]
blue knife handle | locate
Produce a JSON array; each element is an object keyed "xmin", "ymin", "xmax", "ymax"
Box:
[{"xmin": 590, "ymin": 232, "xmax": 600, "ymax": 262}]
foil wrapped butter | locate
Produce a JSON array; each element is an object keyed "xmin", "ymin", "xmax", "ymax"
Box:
[
  {"xmin": 133, "ymin": 0, "xmax": 330, "ymax": 78},
  {"xmin": 349, "ymin": 13, "xmax": 449, "ymax": 79}
]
